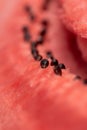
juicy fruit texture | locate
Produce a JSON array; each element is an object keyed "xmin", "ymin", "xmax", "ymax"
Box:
[
  {"xmin": 57, "ymin": 0, "xmax": 87, "ymax": 62},
  {"xmin": 1, "ymin": 0, "xmax": 87, "ymax": 130},
  {"xmin": 58, "ymin": 0, "xmax": 87, "ymax": 38}
]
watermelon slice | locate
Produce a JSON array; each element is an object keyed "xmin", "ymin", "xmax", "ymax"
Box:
[{"xmin": 1, "ymin": 0, "xmax": 87, "ymax": 130}]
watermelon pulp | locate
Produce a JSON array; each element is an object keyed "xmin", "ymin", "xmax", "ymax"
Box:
[{"xmin": 0, "ymin": 0, "xmax": 87, "ymax": 130}]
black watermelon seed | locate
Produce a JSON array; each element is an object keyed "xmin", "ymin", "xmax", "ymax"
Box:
[
  {"xmin": 41, "ymin": 20, "xmax": 48, "ymax": 27},
  {"xmin": 34, "ymin": 55, "xmax": 42, "ymax": 61},
  {"xmin": 83, "ymin": 79, "xmax": 87, "ymax": 85},
  {"xmin": 31, "ymin": 41, "xmax": 38, "ymax": 49},
  {"xmin": 59, "ymin": 63, "xmax": 66, "ymax": 69},
  {"xmin": 54, "ymin": 65, "xmax": 62, "ymax": 76},
  {"xmin": 46, "ymin": 51, "xmax": 53, "ymax": 59},
  {"xmin": 31, "ymin": 49, "xmax": 38, "ymax": 56},
  {"xmin": 40, "ymin": 28, "xmax": 47, "ymax": 37},
  {"xmin": 24, "ymin": 33, "xmax": 31, "ymax": 42},
  {"xmin": 36, "ymin": 36, "xmax": 44, "ymax": 44},
  {"xmin": 74, "ymin": 75, "xmax": 81, "ymax": 80},
  {"xmin": 51, "ymin": 59, "xmax": 58, "ymax": 66},
  {"xmin": 40, "ymin": 59, "xmax": 49, "ymax": 68}
]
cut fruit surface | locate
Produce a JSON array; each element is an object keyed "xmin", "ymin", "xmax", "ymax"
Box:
[
  {"xmin": 1, "ymin": 0, "xmax": 87, "ymax": 130},
  {"xmin": 57, "ymin": 0, "xmax": 87, "ymax": 64},
  {"xmin": 57, "ymin": 0, "xmax": 87, "ymax": 38}
]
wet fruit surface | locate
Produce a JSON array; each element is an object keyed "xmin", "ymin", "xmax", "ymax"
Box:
[{"xmin": 1, "ymin": 0, "xmax": 87, "ymax": 130}]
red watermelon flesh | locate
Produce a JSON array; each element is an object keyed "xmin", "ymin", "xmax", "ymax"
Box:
[
  {"xmin": 58, "ymin": 0, "xmax": 87, "ymax": 38},
  {"xmin": 1, "ymin": 0, "xmax": 87, "ymax": 130},
  {"xmin": 57, "ymin": 0, "xmax": 87, "ymax": 62}
]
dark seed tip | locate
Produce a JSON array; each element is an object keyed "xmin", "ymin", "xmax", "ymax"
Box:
[
  {"xmin": 59, "ymin": 63, "xmax": 66, "ymax": 69},
  {"xmin": 51, "ymin": 59, "xmax": 58, "ymax": 66},
  {"xmin": 34, "ymin": 55, "xmax": 42, "ymax": 61},
  {"xmin": 36, "ymin": 54, "xmax": 42, "ymax": 61},
  {"xmin": 40, "ymin": 59, "xmax": 49, "ymax": 68},
  {"xmin": 54, "ymin": 65, "xmax": 62, "ymax": 76},
  {"xmin": 31, "ymin": 49, "xmax": 38, "ymax": 56},
  {"xmin": 46, "ymin": 51, "xmax": 53, "ymax": 59},
  {"xmin": 36, "ymin": 36, "xmax": 44, "ymax": 44},
  {"xmin": 40, "ymin": 28, "xmax": 47, "ymax": 37},
  {"xmin": 31, "ymin": 41, "xmax": 38, "ymax": 49}
]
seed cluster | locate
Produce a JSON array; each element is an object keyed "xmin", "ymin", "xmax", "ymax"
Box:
[
  {"xmin": 22, "ymin": 4, "xmax": 66, "ymax": 76},
  {"xmin": 31, "ymin": 48, "xmax": 42, "ymax": 61},
  {"xmin": 22, "ymin": 4, "xmax": 87, "ymax": 84},
  {"xmin": 46, "ymin": 51, "xmax": 65, "ymax": 75}
]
